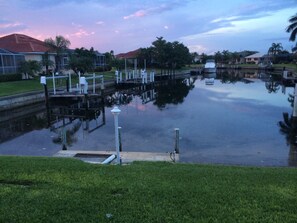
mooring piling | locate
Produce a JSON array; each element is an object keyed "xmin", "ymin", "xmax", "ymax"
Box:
[
  {"xmin": 174, "ymin": 128, "xmax": 180, "ymax": 154},
  {"xmin": 118, "ymin": 126, "xmax": 122, "ymax": 152}
]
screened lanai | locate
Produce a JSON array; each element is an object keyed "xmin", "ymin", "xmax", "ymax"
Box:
[{"xmin": 0, "ymin": 48, "xmax": 25, "ymax": 74}]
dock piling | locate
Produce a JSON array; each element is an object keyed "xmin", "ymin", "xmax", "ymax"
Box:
[
  {"xmin": 174, "ymin": 128, "xmax": 180, "ymax": 154},
  {"xmin": 118, "ymin": 126, "xmax": 122, "ymax": 152}
]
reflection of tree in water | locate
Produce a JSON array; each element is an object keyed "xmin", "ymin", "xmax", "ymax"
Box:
[
  {"xmin": 265, "ymin": 81, "xmax": 280, "ymax": 93},
  {"xmin": 52, "ymin": 121, "xmax": 82, "ymax": 149},
  {"xmin": 218, "ymin": 71, "xmax": 242, "ymax": 84},
  {"xmin": 265, "ymin": 74, "xmax": 282, "ymax": 93},
  {"xmin": 278, "ymin": 112, "xmax": 297, "ymax": 166},
  {"xmin": 153, "ymin": 79, "xmax": 194, "ymax": 109},
  {"xmin": 105, "ymin": 93, "xmax": 133, "ymax": 107}
]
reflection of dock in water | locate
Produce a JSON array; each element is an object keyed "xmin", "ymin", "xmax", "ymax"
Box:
[{"xmin": 48, "ymin": 97, "xmax": 106, "ymax": 133}]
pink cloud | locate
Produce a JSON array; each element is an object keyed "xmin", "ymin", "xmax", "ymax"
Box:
[
  {"xmin": 70, "ymin": 29, "xmax": 95, "ymax": 38},
  {"xmin": 123, "ymin": 10, "xmax": 147, "ymax": 20}
]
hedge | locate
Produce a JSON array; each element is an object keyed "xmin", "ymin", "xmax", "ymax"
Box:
[{"xmin": 0, "ymin": 73, "xmax": 22, "ymax": 82}]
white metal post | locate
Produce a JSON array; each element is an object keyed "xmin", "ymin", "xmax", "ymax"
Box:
[
  {"xmin": 125, "ymin": 58, "xmax": 127, "ymax": 78},
  {"xmin": 78, "ymin": 71, "xmax": 81, "ymax": 93},
  {"xmin": 101, "ymin": 76, "xmax": 104, "ymax": 90},
  {"xmin": 115, "ymin": 70, "xmax": 119, "ymax": 84},
  {"xmin": 111, "ymin": 106, "xmax": 121, "ymax": 164}
]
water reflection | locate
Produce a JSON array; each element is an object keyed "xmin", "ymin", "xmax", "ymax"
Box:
[
  {"xmin": 0, "ymin": 105, "xmax": 48, "ymax": 144},
  {"xmin": 106, "ymin": 77, "xmax": 196, "ymax": 110},
  {"xmin": 0, "ymin": 69, "xmax": 296, "ymax": 166},
  {"xmin": 278, "ymin": 89, "xmax": 297, "ymax": 167},
  {"xmin": 153, "ymin": 78, "xmax": 195, "ymax": 109},
  {"xmin": 48, "ymin": 97, "xmax": 106, "ymax": 150}
]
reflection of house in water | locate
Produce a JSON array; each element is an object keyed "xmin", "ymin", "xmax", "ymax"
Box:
[
  {"xmin": 48, "ymin": 97, "xmax": 106, "ymax": 149},
  {"xmin": 0, "ymin": 103, "xmax": 48, "ymax": 143}
]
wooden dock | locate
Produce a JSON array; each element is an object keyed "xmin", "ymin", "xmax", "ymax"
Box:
[{"xmin": 54, "ymin": 150, "xmax": 179, "ymax": 164}]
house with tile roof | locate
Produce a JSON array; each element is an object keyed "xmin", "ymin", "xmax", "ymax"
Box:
[
  {"xmin": 0, "ymin": 48, "xmax": 25, "ymax": 74},
  {"xmin": 0, "ymin": 33, "xmax": 107, "ymax": 75},
  {"xmin": 0, "ymin": 33, "xmax": 56, "ymax": 74},
  {"xmin": 116, "ymin": 49, "xmax": 140, "ymax": 59}
]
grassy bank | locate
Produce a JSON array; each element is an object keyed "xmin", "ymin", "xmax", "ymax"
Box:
[
  {"xmin": 0, "ymin": 156, "xmax": 296, "ymax": 222},
  {"xmin": 0, "ymin": 72, "xmax": 115, "ymax": 97}
]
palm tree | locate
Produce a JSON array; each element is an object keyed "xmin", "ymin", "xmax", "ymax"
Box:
[
  {"xmin": 286, "ymin": 13, "xmax": 297, "ymax": 42},
  {"xmin": 41, "ymin": 51, "xmax": 54, "ymax": 74},
  {"xmin": 44, "ymin": 35, "xmax": 71, "ymax": 73},
  {"xmin": 268, "ymin": 43, "xmax": 283, "ymax": 55},
  {"xmin": 268, "ymin": 43, "xmax": 283, "ymax": 63}
]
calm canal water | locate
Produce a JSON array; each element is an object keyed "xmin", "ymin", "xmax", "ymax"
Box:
[{"xmin": 0, "ymin": 70, "xmax": 296, "ymax": 166}]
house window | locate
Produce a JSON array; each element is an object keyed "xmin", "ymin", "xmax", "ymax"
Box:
[
  {"xmin": 63, "ymin": 56, "xmax": 69, "ymax": 66},
  {"xmin": 3, "ymin": 55, "xmax": 14, "ymax": 66}
]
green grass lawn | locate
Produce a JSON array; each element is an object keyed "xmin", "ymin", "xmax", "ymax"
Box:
[
  {"xmin": 0, "ymin": 156, "xmax": 296, "ymax": 222},
  {"xmin": 0, "ymin": 79, "xmax": 43, "ymax": 97},
  {"xmin": 0, "ymin": 73, "xmax": 115, "ymax": 97}
]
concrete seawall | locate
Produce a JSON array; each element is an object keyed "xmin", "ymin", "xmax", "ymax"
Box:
[
  {"xmin": 0, "ymin": 91, "xmax": 45, "ymax": 112},
  {"xmin": 0, "ymin": 81, "xmax": 116, "ymax": 112}
]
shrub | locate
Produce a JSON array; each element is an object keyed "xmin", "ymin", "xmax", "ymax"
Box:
[
  {"xmin": 94, "ymin": 65, "xmax": 112, "ymax": 72},
  {"xmin": 0, "ymin": 73, "xmax": 22, "ymax": 82}
]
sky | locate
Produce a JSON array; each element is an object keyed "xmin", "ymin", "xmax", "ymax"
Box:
[{"xmin": 0, "ymin": 0, "xmax": 297, "ymax": 54}]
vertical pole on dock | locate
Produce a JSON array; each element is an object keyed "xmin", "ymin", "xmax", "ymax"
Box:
[
  {"xmin": 52, "ymin": 72, "xmax": 56, "ymax": 95},
  {"xmin": 111, "ymin": 106, "xmax": 121, "ymax": 164},
  {"xmin": 41, "ymin": 76, "xmax": 50, "ymax": 127},
  {"xmin": 118, "ymin": 126, "xmax": 122, "ymax": 152},
  {"xmin": 93, "ymin": 73, "xmax": 96, "ymax": 94},
  {"xmin": 125, "ymin": 58, "xmax": 127, "ymax": 78},
  {"xmin": 115, "ymin": 70, "xmax": 118, "ymax": 84},
  {"xmin": 174, "ymin": 128, "xmax": 180, "ymax": 154},
  {"xmin": 69, "ymin": 73, "xmax": 72, "ymax": 92},
  {"xmin": 293, "ymin": 83, "xmax": 297, "ymax": 118},
  {"xmin": 78, "ymin": 71, "xmax": 81, "ymax": 93}
]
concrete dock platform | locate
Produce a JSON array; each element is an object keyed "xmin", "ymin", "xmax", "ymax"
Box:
[{"xmin": 54, "ymin": 150, "xmax": 179, "ymax": 164}]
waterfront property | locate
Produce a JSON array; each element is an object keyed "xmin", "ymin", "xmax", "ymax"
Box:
[
  {"xmin": 0, "ymin": 33, "xmax": 106, "ymax": 75},
  {"xmin": 0, "ymin": 48, "xmax": 25, "ymax": 74},
  {"xmin": 0, "ymin": 69, "xmax": 296, "ymax": 166}
]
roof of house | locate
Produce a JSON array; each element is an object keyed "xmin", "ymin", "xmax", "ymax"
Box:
[
  {"xmin": 0, "ymin": 34, "xmax": 52, "ymax": 53},
  {"xmin": 116, "ymin": 49, "xmax": 140, "ymax": 59},
  {"xmin": 0, "ymin": 48, "xmax": 21, "ymax": 55},
  {"xmin": 245, "ymin": 52, "xmax": 265, "ymax": 58}
]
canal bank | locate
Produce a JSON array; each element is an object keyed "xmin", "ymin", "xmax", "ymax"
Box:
[
  {"xmin": 0, "ymin": 80, "xmax": 116, "ymax": 112},
  {"xmin": 0, "ymin": 72, "xmax": 190, "ymax": 111}
]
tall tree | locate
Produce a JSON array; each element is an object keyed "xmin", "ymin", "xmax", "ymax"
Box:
[
  {"xmin": 151, "ymin": 37, "xmax": 169, "ymax": 70},
  {"xmin": 214, "ymin": 51, "xmax": 222, "ymax": 63},
  {"xmin": 44, "ymin": 35, "xmax": 71, "ymax": 72},
  {"xmin": 68, "ymin": 47, "xmax": 96, "ymax": 75},
  {"xmin": 268, "ymin": 43, "xmax": 283, "ymax": 63},
  {"xmin": 41, "ymin": 51, "xmax": 54, "ymax": 74},
  {"xmin": 150, "ymin": 37, "xmax": 191, "ymax": 73},
  {"xmin": 286, "ymin": 13, "xmax": 297, "ymax": 42}
]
